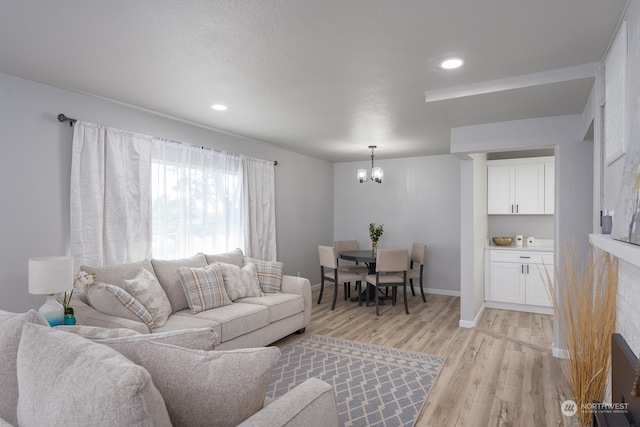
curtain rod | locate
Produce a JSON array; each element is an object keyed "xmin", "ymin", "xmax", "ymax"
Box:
[
  {"xmin": 57, "ymin": 113, "xmax": 77, "ymax": 126},
  {"xmin": 57, "ymin": 112, "xmax": 278, "ymax": 165}
]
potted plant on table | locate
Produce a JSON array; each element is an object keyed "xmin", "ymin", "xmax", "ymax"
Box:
[{"xmin": 369, "ymin": 223, "xmax": 384, "ymax": 253}]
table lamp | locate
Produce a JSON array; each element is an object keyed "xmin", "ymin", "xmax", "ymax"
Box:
[{"xmin": 28, "ymin": 256, "xmax": 73, "ymax": 326}]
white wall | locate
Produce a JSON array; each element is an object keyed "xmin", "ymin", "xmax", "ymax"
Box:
[
  {"xmin": 452, "ymin": 115, "xmax": 590, "ymax": 329},
  {"xmin": 333, "ymin": 155, "xmax": 461, "ymax": 295},
  {"xmin": 607, "ymin": 0, "xmax": 640, "ymax": 356},
  {"xmin": 487, "ymin": 215, "xmax": 554, "ymax": 239},
  {"xmin": 0, "ymin": 72, "xmax": 334, "ymax": 312}
]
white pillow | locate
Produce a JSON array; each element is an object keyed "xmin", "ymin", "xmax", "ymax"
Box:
[
  {"xmin": 218, "ymin": 262, "xmax": 264, "ymax": 301},
  {"xmin": 17, "ymin": 323, "xmax": 171, "ymax": 427},
  {"xmin": 104, "ymin": 339, "xmax": 280, "ymax": 426},
  {"xmin": 95, "ymin": 327, "xmax": 218, "ymax": 351},
  {"xmin": 123, "ymin": 268, "xmax": 172, "ymax": 328},
  {"xmin": 0, "ymin": 311, "xmax": 49, "ymax": 425}
]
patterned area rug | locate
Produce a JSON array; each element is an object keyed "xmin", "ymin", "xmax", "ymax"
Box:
[{"xmin": 266, "ymin": 334, "xmax": 446, "ymax": 426}]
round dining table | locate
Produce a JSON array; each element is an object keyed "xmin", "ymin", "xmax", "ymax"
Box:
[{"xmin": 338, "ymin": 250, "xmax": 377, "ymax": 273}]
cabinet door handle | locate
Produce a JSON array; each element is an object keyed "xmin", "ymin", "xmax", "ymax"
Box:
[
  {"xmin": 527, "ymin": 265, "xmax": 530, "ymax": 274},
  {"xmin": 521, "ymin": 264, "xmax": 524, "ymax": 274},
  {"xmin": 520, "ymin": 256, "xmax": 531, "ymax": 259},
  {"xmin": 511, "ymin": 204, "xmax": 514, "ymax": 213},
  {"xmin": 516, "ymin": 204, "xmax": 519, "ymax": 213}
]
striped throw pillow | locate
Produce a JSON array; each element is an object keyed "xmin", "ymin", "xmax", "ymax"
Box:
[
  {"xmin": 89, "ymin": 283, "xmax": 155, "ymax": 327},
  {"xmin": 176, "ymin": 264, "xmax": 232, "ymax": 314}
]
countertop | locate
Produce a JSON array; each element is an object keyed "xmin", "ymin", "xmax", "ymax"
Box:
[{"xmin": 485, "ymin": 238, "xmax": 554, "ymax": 252}]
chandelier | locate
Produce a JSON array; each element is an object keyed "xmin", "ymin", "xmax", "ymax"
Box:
[{"xmin": 357, "ymin": 145, "xmax": 383, "ymax": 184}]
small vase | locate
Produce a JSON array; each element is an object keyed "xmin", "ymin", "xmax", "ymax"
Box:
[
  {"xmin": 63, "ymin": 307, "xmax": 76, "ymax": 325},
  {"xmin": 372, "ymin": 241, "xmax": 377, "ymax": 254}
]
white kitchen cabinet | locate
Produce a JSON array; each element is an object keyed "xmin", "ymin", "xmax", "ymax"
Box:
[
  {"xmin": 487, "ymin": 157, "xmax": 553, "ymax": 215},
  {"xmin": 485, "ymin": 249, "xmax": 554, "ymax": 313}
]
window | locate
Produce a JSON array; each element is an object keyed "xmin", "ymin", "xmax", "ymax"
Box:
[{"xmin": 151, "ymin": 138, "xmax": 244, "ymax": 259}]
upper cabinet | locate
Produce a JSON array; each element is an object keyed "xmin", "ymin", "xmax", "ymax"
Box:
[{"xmin": 487, "ymin": 156, "xmax": 554, "ymax": 215}]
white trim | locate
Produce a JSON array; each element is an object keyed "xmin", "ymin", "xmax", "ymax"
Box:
[
  {"xmin": 424, "ymin": 63, "xmax": 599, "ymax": 103},
  {"xmin": 590, "ymin": 234, "xmax": 640, "ymax": 268},
  {"xmin": 424, "ymin": 288, "xmax": 461, "ymax": 297},
  {"xmin": 553, "ymin": 345, "xmax": 570, "ymax": 359},
  {"xmin": 459, "ymin": 303, "xmax": 485, "ymax": 328},
  {"xmin": 485, "ymin": 301, "xmax": 553, "ymax": 315}
]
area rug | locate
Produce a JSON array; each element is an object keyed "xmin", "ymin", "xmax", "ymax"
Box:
[{"xmin": 266, "ymin": 334, "xmax": 446, "ymax": 426}]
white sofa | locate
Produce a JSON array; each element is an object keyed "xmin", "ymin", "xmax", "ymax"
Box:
[
  {"xmin": 73, "ymin": 250, "xmax": 312, "ymax": 350},
  {"xmin": 0, "ymin": 310, "xmax": 338, "ymax": 427}
]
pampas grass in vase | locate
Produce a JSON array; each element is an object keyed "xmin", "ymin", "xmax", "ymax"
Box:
[{"xmin": 544, "ymin": 245, "xmax": 618, "ymax": 426}]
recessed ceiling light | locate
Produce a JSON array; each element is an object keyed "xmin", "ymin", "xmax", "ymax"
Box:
[
  {"xmin": 440, "ymin": 58, "xmax": 464, "ymax": 70},
  {"xmin": 211, "ymin": 104, "xmax": 228, "ymax": 111}
]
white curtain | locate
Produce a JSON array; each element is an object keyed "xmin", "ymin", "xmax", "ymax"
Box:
[
  {"xmin": 243, "ymin": 156, "xmax": 277, "ymax": 261},
  {"xmin": 70, "ymin": 121, "xmax": 153, "ymax": 268},
  {"xmin": 152, "ymin": 138, "xmax": 244, "ymax": 259}
]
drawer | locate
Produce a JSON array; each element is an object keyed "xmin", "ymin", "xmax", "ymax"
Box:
[{"xmin": 489, "ymin": 250, "xmax": 554, "ymax": 265}]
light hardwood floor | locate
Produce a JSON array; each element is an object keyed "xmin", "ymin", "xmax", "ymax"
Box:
[{"xmin": 273, "ymin": 286, "xmax": 574, "ymax": 426}]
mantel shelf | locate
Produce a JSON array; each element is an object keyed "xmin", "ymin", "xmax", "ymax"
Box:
[{"xmin": 589, "ymin": 234, "xmax": 640, "ymax": 268}]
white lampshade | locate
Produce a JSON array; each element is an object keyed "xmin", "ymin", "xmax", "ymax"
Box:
[
  {"xmin": 357, "ymin": 169, "xmax": 367, "ymax": 183},
  {"xmin": 371, "ymin": 167, "xmax": 384, "ymax": 183},
  {"xmin": 28, "ymin": 256, "xmax": 73, "ymax": 295}
]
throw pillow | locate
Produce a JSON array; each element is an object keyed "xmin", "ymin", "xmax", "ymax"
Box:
[
  {"xmin": 86, "ymin": 282, "xmax": 155, "ymax": 328},
  {"xmin": 81, "ymin": 259, "xmax": 155, "ymax": 292},
  {"xmin": 0, "ymin": 310, "xmax": 49, "ymax": 426},
  {"xmin": 151, "ymin": 254, "xmax": 208, "ymax": 312},
  {"xmin": 204, "ymin": 248, "xmax": 244, "ymax": 267},
  {"xmin": 96, "ymin": 327, "xmax": 218, "ymax": 350},
  {"xmin": 176, "ymin": 263, "xmax": 232, "ymax": 313},
  {"xmin": 123, "ymin": 268, "xmax": 172, "ymax": 328},
  {"xmin": 244, "ymin": 256, "xmax": 284, "ymax": 293},
  {"xmin": 17, "ymin": 324, "xmax": 171, "ymax": 427},
  {"xmin": 218, "ymin": 262, "xmax": 264, "ymax": 301},
  {"xmin": 104, "ymin": 339, "xmax": 280, "ymax": 427},
  {"xmin": 54, "ymin": 325, "xmax": 141, "ymax": 339}
]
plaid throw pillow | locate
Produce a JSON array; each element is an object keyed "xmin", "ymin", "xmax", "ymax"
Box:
[
  {"xmin": 95, "ymin": 283, "xmax": 155, "ymax": 327},
  {"xmin": 123, "ymin": 269, "xmax": 172, "ymax": 328},
  {"xmin": 243, "ymin": 256, "xmax": 284, "ymax": 293},
  {"xmin": 217, "ymin": 262, "xmax": 264, "ymax": 301},
  {"xmin": 176, "ymin": 264, "xmax": 232, "ymax": 314}
]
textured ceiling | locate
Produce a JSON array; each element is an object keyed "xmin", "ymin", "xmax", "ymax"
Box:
[{"xmin": 0, "ymin": 1, "xmax": 628, "ymax": 162}]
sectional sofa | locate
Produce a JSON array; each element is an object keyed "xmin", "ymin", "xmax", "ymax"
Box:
[{"xmin": 0, "ymin": 310, "xmax": 338, "ymax": 426}]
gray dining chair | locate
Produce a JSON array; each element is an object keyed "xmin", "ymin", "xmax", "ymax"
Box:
[
  {"xmin": 318, "ymin": 245, "xmax": 364, "ymax": 310},
  {"xmin": 407, "ymin": 242, "xmax": 427, "ymax": 302},
  {"xmin": 366, "ymin": 249, "xmax": 409, "ymax": 315}
]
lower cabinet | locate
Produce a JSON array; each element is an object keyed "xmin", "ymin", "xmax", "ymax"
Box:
[{"xmin": 485, "ymin": 249, "xmax": 554, "ymax": 313}]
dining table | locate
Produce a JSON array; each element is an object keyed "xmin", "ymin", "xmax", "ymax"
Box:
[{"xmin": 338, "ymin": 250, "xmax": 390, "ymax": 304}]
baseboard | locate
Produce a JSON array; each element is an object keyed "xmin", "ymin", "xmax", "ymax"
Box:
[
  {"xmin": 552, "ymin": 345, "xmax": 570, "ymax": 359},
  {"xmin": 458, "ymin": 303, "xmax": 486, "ymax": 329},
  {"xmin": 424, "ymin": 288, "xmax": 461, "ymax": 297}
]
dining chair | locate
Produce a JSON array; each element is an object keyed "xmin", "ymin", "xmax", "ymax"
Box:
[
  {"xmin": 334, "ymin": 240, "xmax": 368, "ymax": 298},
  {"xmin": 366, "ymin": 249, "xmax": 409, "ymax": 316},
  {"xmin": 407, "ymin": 242, "xmax": 427, "ymax": 302},
  {"xmin": 318, "ymin": 245, "xmax": 364, "ymax": 310}
]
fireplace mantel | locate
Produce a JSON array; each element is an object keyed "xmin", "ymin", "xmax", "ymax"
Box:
[{"xmin": 589, "ymin": 234, "xmax": 640, "ymax": 268}]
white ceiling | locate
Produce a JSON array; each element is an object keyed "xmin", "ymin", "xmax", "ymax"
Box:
[{"xmin": 0, "ymin": 1, "xmax": 628, "ymax": 162}]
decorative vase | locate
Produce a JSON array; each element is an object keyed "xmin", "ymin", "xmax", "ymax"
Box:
[
  {"xmin": 372, "ymin": 241, "xmax": 377, "ymax": 254},
  {"xmin": 63, "ymin": 307, "xmax": 76, "ymax": 325}
]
